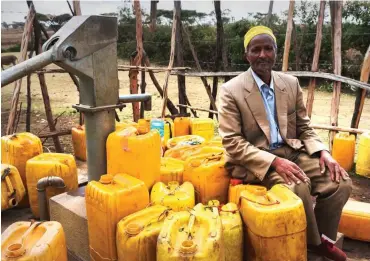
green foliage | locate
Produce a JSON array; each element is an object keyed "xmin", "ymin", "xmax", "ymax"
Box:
[
  {"xmin": 115, "ymin": 2, "xmax": 369, "ymax": 85},
  {"xmin": 1, "ymin": 44, "xmax": 21, "ymax": 53}
]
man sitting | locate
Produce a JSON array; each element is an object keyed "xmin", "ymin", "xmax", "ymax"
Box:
[{"xmin": 218, "ymin": 25, "xmax": 352, "ymax": 261}]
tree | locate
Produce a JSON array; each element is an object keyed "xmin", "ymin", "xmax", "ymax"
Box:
[{"xmin": 2, "ymin": 22, "xmax": 9, "ymax": 29}]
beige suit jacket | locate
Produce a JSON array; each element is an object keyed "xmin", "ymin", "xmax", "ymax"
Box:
[{"xmin": 218, "ymin": 68, "xmax": 327, "ymax": 183}]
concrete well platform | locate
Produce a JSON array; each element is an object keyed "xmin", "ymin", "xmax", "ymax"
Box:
[{"xmin": 49, "ymin": 186, "xmax": 89, "ymax": 261}]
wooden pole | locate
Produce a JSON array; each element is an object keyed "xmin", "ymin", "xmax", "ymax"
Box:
[
  {"xmin": 292, "ymin": 21, "xmax": 299, "ymax": 71},
  {"xmin": 181, "ymin": 23, "xmax": 218, "ymax": 113},
  {"xmin": 129, "ymin": 0, "xmax": 144, "ymax": 122},
  {"xmin": 161, "ymin": 5, "xmax": 178, "ymax": 118},
  {"xmin": 351, "ymin": 45, "xmax": 370, "ymax": 129},
  {"xmin": 143, "ymin": 56, "xmax": 179, "ymax": 115},
  {"xmin": 306, "ymin": 0, "xmax": 325, "ymax": 118},
  {"xmin": 6, "ymin": 3, "xmax": 35, "ymax": 135},
  {"xmin": 209, "ymin": 0, "xmax": 224, "ymax": 119},
  {"xmin": 72, "ymin": 0, "xmax": 82, "ymax": 15},
  {"xmin": 140, "ymin": 54, "xmax": 146, "ymax": 119},
  {"xmin": 266, "ymin": 0, "xmax": 274, "ymax": 27},
  {"xmin": 175, "ymin": 1, "xmax": 187, "ymax": 115},
  {"xmin": 150, "ymin": 0, "xmax": 159, "ymax": 32},
  {"xmin": 329, "ymin": 0, "xmax": 343, "ymax": 150},
  {"xmin": 309, "ymin": 124, "xmax": 368, "ymax": 135},
  {"xmin": 282, "ymin": 0, "xmax": 295, "ymax": 72},
  {"xmin": 26, "ymin": 50, "xmax": 34, "ymax": 132}
]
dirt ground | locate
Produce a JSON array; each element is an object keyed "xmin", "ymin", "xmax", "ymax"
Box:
[{"xmin": 1, "ymin": 52, "xmax": 370, "ymax": 259}]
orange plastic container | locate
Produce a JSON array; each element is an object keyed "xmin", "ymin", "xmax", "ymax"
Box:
[
  {"xmin": 190, "ymin": 118, "xmax": 215, "ymax": 141},
  {"xmin": 338, "ymin": 200, "xmax": 370, "ymax": 242},
  {"xmin": 1, "ymin": 132, "xmax": 43, "ymax": 190},
  {"xmin": 356, "ymin": 132, "xmax": 370, "ymax": 177},
  {"xmin": 1, "ymin": 164, "xmax": 26, "ymax": 211},
  {"xmin": 164, "ymin": 145, "xmax": 224, "ymax": 161},
  {"xmin": 332, "ymin": 132, "xmax": 356, "ymax": 171},
  {"xmin": 1, "ymin": 221, "xmax": 67, "ymax": 261},
  {"xmin": 71, "ymin": 125, "xmax": 87, "ymax": 161},
  {"xmin": 183, "ymin": 153, "xmax": 230, "ymax": 204},
  {"xmin": 228, "ymin": 184, "xmax": 250, "ymax": 205},
  {"xmin": 107, "ymin": 128, "xmax": 161, "ymax": 189},
  {"xmin": 151, "ymin": 181, "xmax": 195, "ymax": 211},
  {"xmin": 240, "ymin": 184, "xmax": 307, "ymax": 261},
  {"xmin": 26, "ymin": 153, "xmax": 78, "ymax": 218},
  {"xmin": 205, "ymin": 136, "xmax": 223, "ymax": 147},
  {"xmin": 160, "ymin": 157, "xmax": 184, "ymax": 184},
  {"xmin": 85, "ymin": 174, "xmax": 149, "ymax": 261},
  {"xmin": 166, "ymin": 135, "xmax": 205, "ymax": 150},
  {"xmin": 116, "ymin": 120, "xmax": 139, "ymax": 131},
  {"xmin": 116, "ymin": 205, "xmax": 171, "ymax": 261},
  {"xmin": 174, "ymin": 117, "xmax": 191, "ymax": 137},
  {"xmin": 157, "ymin": 202, "xmax": 225, "ymax": 261}
]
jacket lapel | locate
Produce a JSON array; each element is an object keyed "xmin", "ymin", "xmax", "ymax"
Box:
[
  {"xmin": 244, "ymin": 69, "xmax": 271, "ymax": 143},
  {"xmin": 272, "ymin": 72, "xmax": 288, "ymax": 140}
]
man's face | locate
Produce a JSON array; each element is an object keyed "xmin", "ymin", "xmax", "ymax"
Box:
[{"xmin": 245, "ymin": 34, "xmax": 276, "ymax": 75}]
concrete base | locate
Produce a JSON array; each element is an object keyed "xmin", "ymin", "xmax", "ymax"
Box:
[
  {"xmin": 308, "ymin": 233, "xmax": 344, "ymax": 261},
  {"xmin": 49, "ymin": 186, "xmax": 89, "ymax": 261}
]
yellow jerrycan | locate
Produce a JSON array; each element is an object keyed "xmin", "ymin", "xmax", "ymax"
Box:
[
  {"xmin": 205, "ymin": 136, "xmax": 223, "ymax": 147},
  {"xmin": 71, "ymin": 125, "xmax": 87, "ymax": 161},
  {"xmin": 163, "ymin": 145, "xmax": 224, "ymax": 161},
  {"xmin": 338, "ymin": 200, "xmax": 370, "ymax": 242},
  {"xmin": 1, "ymin": 221, "xmax": 67, "ymax": 261},
  {"xmin": 116, "ymin": 205, "xmax": 171, "ymax": 261},
  {"xmin": 240, "ymin": 184, "xmax": 307, "ymax": 261},
  {"xmin": 86, "ymin": 174, "xmax": 149, "ymax": 261},
  {"xmin": 1, "ymin": 132, "xmax": 43, "ymax": 206},
  {"xmin": 356, "ymin": 132, "xmax": 370, "ymax": 177},
  {"xmin": 208, "ymin": 200, "xmax": 243, "ymax": 261},
  {"xmin": 26, "ymin": 153, "xmax": 78, "ymax": 218},
  {"xmin": 228, "ymin": 183, "xmax": 251, "ymax": 205},
  {"xmin": 164, "ymin": 118, "xmax": 175, "ymax": 147},
  {"xmin": 166, "ymin": 135, "xmax": 205, "ymax": 150},
  {"xmin": 157, "ymin": 203, "xmax": 225, "ymax": 261},
  {"xmin": 1, "ymin": 164, "xmax": 26, "ymax": 211},
  {"xmin": 116, "ymin": 120, "xmax": 139, "ymax": 131},
  {"xmin": 332, "ymin": 132, "xmax": 356, "ymax": 171},
  {"xmin": 174, "ymin": 117, "xmax": 191, "ymax": 137},
  {"xmin": 151, "ymin": 181, "xmax": 195, "ymax": 211},
  {"xmin": 159, "ymin": 157, "xmax": 184, "ymax": 184},
  {"xmin": 107, "ymin": 128, "xmax": 161, "ymax": 189},
  {"xmin": 178, "ymin": 145, "xmax": 225, "ymax": 161},
  {"xmin": 190, "ymin": 118, "xmax": 215, "ymax": 141},
  {"xmin": 183, "ymin": 153, "xmax": 230, "ymax": 204}
]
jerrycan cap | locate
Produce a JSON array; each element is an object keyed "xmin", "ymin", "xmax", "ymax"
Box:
[
  {"xmin": 99, "ymin": 174, "xmax": 114, "ymax": 184},
  {"xmin": 125, "ymin": 223, "xmax": 143, "ymax": 236},
  {"xmin": 179, "ymin": 240, "xmax": 197, "ymax": 256},
  {"xmin": 5, "ymin": 243, "xmax": 26, "ymax": 258}
]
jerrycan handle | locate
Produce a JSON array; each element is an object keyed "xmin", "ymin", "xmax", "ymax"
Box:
[
  {"xmin": 203, "ymin": 152, "xmax": 224, "ymax": 164},
  {"xmin": 5, "ymin": 221, "xmax": 42, "ymax": 258},
  {"xmin": 239, "ymin": 193, "xmax": 280, "ymax": 206}
]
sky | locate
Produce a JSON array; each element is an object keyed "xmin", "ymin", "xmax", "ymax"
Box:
[{"xmin": 1, "ymin": 0, "xmax": 294, "ymax": 24}]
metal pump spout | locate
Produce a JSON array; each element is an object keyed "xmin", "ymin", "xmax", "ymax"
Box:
[{"xmin": 1, "ymin": 15, "xmax": 152, "ymax": 182}]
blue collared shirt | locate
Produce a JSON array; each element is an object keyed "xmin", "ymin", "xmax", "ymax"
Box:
[{"xmin": 251, "ymin": 69, "xmax": 284, "ymax": 149}]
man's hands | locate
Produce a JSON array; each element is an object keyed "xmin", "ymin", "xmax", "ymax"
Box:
[
  {"xmin": 319, "ymin": 150, "xmax": 349, "ymax": 183},
  {"xmin": 271, "ymin": 157, "xmax": 309, "ymax": 185}
]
